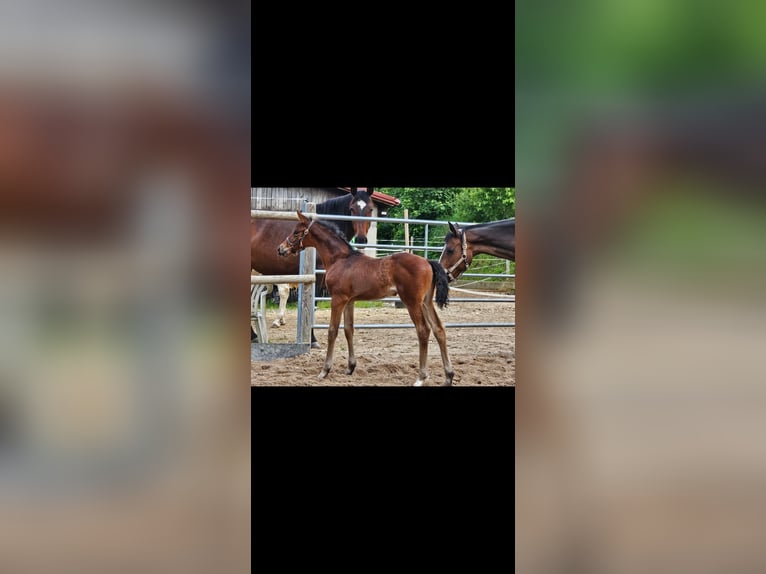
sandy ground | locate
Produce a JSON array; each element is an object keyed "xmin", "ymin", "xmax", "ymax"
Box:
[{"xmin": 251, "ymin": 299, "xmax": 514, "ymax": 386}]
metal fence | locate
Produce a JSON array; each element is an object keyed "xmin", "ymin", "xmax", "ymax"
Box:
[{"xmin": 250, "ymin": 208, "xmax": 515, "ymax": 338}]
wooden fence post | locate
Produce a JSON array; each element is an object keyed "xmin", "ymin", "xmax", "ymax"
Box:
[{"xmin": 403, "ymin": 209, "xmax": 410, "ymax": 254}]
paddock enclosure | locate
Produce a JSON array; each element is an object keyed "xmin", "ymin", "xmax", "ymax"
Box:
[
  {"xmin": 251, "ymin": 188, "xmax": 515, "ymax": 386},
  {"xmin": 251, "ymin": 301, "xmax": 514, "ymax": 386}
]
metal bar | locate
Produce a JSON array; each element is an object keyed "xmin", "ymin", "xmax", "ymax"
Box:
[
  {"xmin": 329, "ymin": 242, "xmax": 510, "ymax": 257},
  {"xmin": 258, "ymin": 288, "xmax": 269, "ymax": 343},
  {"xmin": 251, "ymin": 210, "xmax": 479, "ymax": 227},
  {"xmin": 313, "ymin": 323, "xmax": 515, "ymax": 329},
  {"xmin": 297, "ymin": 201, "xmax": 316, "ymax": 344},
  {"xmin": 251, "ymin": 274, "xmax": 315, "ymax": 284},
  {"xmin": 312, "ymin": 268, "xmax": 514, "ymax": 279},
  {"xmin": 342, "ymin": 243, "xmax": 447, "ymax": 252},
  {"xmin": 314, "ymin": 297, "xmax": 515, "ymax": 303},
  {"xmin": 458, "ymin": 273, "xmax": 515, "ymax": 278}
]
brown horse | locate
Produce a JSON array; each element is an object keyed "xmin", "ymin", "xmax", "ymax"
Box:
[
  {"xmin": 439, "ymin": 219, "xmax": 515, "ymax": 282},
  {"xmin": 250, "ymin": 189, "xmax": 374, "ymax": 345},
  {"xmin": 277, "ymin": 211, "xmax": 455, "ymax": 386}
]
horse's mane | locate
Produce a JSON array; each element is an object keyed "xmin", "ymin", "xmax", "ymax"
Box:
[
  {"xmin": 316, "ymin": 191, "xmax": 372, "ymax": 215},
  {"xmin": 466, "ymin": 218, "xmax": 514, "ymax": 230},
  {"xmin": 314, "ymin": 220, "xmax": 363, "ymax": 256},
  {"xmin": 315, "ymin": 193, "xmax": 369, "ymax": 241},
  {"xmin": 446, "ymin": 218, "xmax": 515, "ymax": 240},
  {"xmin": 316, "ymin": 195, "xmax": 352, "ymax": 214}
]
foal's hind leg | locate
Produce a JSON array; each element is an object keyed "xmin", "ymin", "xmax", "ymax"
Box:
[
  {"xmin": 343, "ymin": 303, "xmax": 356, "ymax": 375},
  {"xmin": 423, "ymin": 300, "xmax": 454, "ymax": 386},
  {"xmin": 402, "ymin": 299, "xmax": 431, "ymax": 386}
]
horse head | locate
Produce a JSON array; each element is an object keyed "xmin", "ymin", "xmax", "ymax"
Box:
[
  {"xmin": 439, "ymin": 222, "xmax": 469, "ymax": 282},
  {"xmin": 348, "ymin": 189, "xmax": 373, "ymax": 244},
  {"xmin": 277, "ymin": 211, "xmax": 313, "ymax": 256}
]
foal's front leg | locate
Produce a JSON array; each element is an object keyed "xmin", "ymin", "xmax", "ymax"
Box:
[
  {"xmin": 343, "ymin": 302, "xmax": 356, "ymax": 375},
  {"xmin": 319, "ymin": 298, "xmax": 348, "ymax": 379}
]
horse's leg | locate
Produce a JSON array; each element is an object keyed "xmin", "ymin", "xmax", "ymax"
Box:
[
  {"xmin": 319, "ymin": 297, "xmax": 347, "ymax": 379},
  {"xmin": 423, "ymin": 300, "xmax": 454, "ymax": 386},
  {"xmin": 343, "ymin": 303, "xmax": 356, "ymax": 375},
  {"xmin": 311, "ymin": 279, "xmax": 322, "ymax": 348},
  {"xmin": 272, "ymin": 284, "xmax": 289, "ymax": 327},
  {"xmin": 402, "ymin": 296, "xmax": 431, "ymax": 386}
]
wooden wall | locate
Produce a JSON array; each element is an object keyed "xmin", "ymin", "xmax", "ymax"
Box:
[{"xmin": 251, "ymin": 187, "xmax": 339, "ymax": 211}]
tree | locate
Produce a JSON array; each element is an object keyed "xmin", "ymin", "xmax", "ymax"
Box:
[
  {"xmin": 374, "ymin": 188, "xmax": 515, "ymax": 260},
  {"xmin": 377, "ymin": 188, "xmax": 461, "ymax": 243},
  {"xmin": 453, "ymin": 188, "xmax": 515, "ymax": 223}
]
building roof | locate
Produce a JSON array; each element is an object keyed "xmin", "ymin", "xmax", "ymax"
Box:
[{"xmin": 336, "ymin": 187, "xmax": 401, "ymax": 207}]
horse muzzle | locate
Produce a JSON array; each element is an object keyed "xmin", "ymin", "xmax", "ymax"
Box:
[{"xmin": 277, "ymin": 243, "xmax": 293, "ymax": 257}]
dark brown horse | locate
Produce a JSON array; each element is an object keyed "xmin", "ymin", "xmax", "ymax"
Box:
[
  {"xmin": 250, "ymin": 189, "xmax": 374, "ymax": 345},
  {"xmin": 277, "ymin": 211, "xmax": 455, "ymax": 386},
  {"xmin": 438, "ymin": 219, "xmax": 515, "ymax": 282}
]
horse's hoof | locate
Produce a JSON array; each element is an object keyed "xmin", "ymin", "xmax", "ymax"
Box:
[
  {"xmin": 318, "ymin": 370, "xmax": 329, "ymax": 379},
  {"xmin": 311, "ymin": 342, "xmax": 321, "ymax": 349},
  {"xmin": 271, "ymin": 321, "xmax": 281, "ymax": 328},
  {"xmin": 345, "ymin": 364, "xmax": 356, "ymax": 375},
  {"xmin": 413, "ymin": 380, "xmax": 425, "ymax": 387}
]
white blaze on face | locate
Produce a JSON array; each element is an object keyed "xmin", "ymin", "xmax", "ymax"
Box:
[{"xmin": 356, "ymin": 200, "xmax": 367, "ymax": 213}]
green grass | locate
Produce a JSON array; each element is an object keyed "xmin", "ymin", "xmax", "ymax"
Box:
[
  {"xmin": 264, "ymin": 299, "xmax": 293, "ymax": 311},
  {"xmin": 315, "ymin": 300, "xmax": 384, "ymax": 309},
  {"xmin": 264, "ymin": 299, "xmax": 385, "ymax": 310}
]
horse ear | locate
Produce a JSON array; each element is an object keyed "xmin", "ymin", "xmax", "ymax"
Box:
[
  {"xmin": 296, "ymin": 210, "xmax": 306, "ymax": 222},
  {"xmin": 449, "ymin": 222, "xmax": 459, "ymax": 235},
  {"xmin": 350, "ymin": 188, "xmax": 358, "ymax": 198}
]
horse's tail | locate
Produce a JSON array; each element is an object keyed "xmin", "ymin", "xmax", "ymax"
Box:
[{"xmin": 428, "ymin": 259, "xmax": 450, "ymax": 309}]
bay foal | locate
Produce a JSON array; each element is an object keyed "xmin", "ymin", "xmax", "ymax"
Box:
[{"xmin": 278, "ymin": 211, "xmax": 454, "ymax": 386}]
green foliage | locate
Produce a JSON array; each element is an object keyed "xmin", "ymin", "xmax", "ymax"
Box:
[
  {"xmin": 453, "ymin": 188, "xmax": 515, "ymax": 223},
  {"xmin": 463, "ymin": 253, "xmax": 515, "ymax": 279},
  {"xmin": 376, "ymin": 188, "xmax": 459, "ymax": 244},
  {"xmin": 376, "ymin": 188, "xmax": 515, "ymax": 246},
  {"xmin": 379, "ymin": 188, "xmax": 460, "ymax": 220}
]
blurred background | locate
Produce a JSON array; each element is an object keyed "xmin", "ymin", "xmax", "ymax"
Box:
[
  {"xmin": 516, "ymin": 1, "xmax": 766, "ymax": 572},
  {"xmin": 0, "ymin": 1, "xmax": 250, "ymax": 572}
]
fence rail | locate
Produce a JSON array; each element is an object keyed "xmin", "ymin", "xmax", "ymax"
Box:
[
  {"xmin": 251, "ymin": 274, "xmax": 315, "ymax": 284},
  {"xmin": 250, "ymin": 210, "xmax": 477, "ymax": 227},
  {"xmin": 251, "ymin": 206, "xmax": 514, "ymax": 341},
  {"xmin": 313, "ymin": 323, "xmax": 516, "ymax": 329},
  {"xmin": 314, "ymin": 297, "xmax": 515, "ymax": 303}
]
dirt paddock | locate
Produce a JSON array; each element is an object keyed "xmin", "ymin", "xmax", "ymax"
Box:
[{"xmin": 251, "ymin": 300, "xmax": 515, "ymax": 386}]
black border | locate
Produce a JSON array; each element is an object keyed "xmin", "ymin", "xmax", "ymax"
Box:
[
  {"xmin": 252, "ymin": 2, "xmax": 515, "ymax": 567},
  {"xmin": 252, "ymin": 388, "xmax": 514, "ymax": 563}
]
